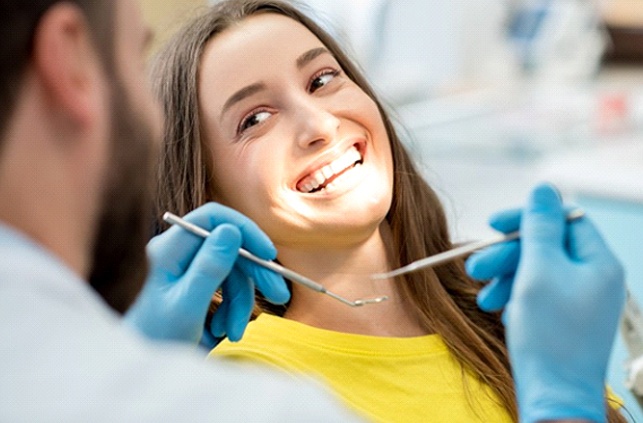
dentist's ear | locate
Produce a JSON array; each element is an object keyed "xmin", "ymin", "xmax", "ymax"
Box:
[{"xmin": 32, "ymin": 2, "xmax": 105, "ymax": 130}]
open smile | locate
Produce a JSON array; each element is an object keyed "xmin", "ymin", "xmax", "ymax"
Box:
[{"xmin": 296, "ymin": 142, "xmax": 365, "ymax": 194}]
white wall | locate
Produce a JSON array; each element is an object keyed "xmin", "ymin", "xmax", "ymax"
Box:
[{"xmin": 305, "ymin": 0, "xmax": 518, "ymax": 104}]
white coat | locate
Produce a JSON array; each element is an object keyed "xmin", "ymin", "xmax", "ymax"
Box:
[{"xmin": 0, "ymin": 224, "xmax": 359, "ymax": 422}]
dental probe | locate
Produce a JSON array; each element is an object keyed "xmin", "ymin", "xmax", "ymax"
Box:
[
  {"xmin": 371, "ymin": 209, "xmax": 586, "ymax": 280},
  {"xmin": 163, "ymin": 212, "xmax": 388, "ymax": 307}
]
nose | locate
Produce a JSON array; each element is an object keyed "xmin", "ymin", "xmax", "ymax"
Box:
[{"xmin": 293, "ymin": 99, "xmax": 341, "ymax": 150}]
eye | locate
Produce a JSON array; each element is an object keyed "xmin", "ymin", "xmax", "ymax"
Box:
[
  {"xmin": 238, "ymin": 109, "xmax": 272, "ymax": 135},
  {"xmin": 309, "ymin": 69, "xmax": 340, "ymax": 93}
]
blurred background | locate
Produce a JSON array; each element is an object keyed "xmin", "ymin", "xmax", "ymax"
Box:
[{"xmin": 142, "ymin": 0, "xmax": 643, "ymax": 419}]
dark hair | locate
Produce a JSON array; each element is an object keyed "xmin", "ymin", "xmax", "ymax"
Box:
[
  {"xmin": 152, "ymin": 1, "xmax": 625, "ymax": 421},
  {"xmin": 0, "ymin": 0, "xmax": 113, "ymax": 147}
]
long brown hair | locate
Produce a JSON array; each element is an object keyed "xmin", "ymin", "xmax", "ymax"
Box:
[{"xmin": 151, "ymin": 1, "xmax": 624, "ymax": 421}]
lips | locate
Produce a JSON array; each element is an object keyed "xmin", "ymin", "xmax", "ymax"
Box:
[{"xmin": 296, "ymin": 144, "xmax": 364, "ymax": 193}]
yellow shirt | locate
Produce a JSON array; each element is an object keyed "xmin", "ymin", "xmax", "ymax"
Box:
[{"xmin": 210, "ymin": 314, "xmax": 513, "ymax": 423}]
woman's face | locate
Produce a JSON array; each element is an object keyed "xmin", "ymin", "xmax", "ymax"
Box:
[{"xmin": 198, "ymin": 13, "xmax": 393, "ymax": 249}]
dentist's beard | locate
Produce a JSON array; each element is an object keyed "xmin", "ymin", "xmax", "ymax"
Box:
[{"xmin": 88, "ymin": 77, "xmax": 157, "ymax": 314}]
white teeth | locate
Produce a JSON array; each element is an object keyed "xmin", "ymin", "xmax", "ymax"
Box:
[
  {"xmin": 321, "ymin": 167, "xmax": 334, "ymax": 180},
  {"xmin": 334, "ymin": 148, "xmax": 361, "ymax": 174},
  {"xmin": 329, "ymin": 158, "xmax": 345, "ymax": 175},
  {"xmin": 298, "ymin": 146, "xmax": 363, "ymax": 193},
  {"xmin": 313, "ymin": 172, "xmax": 325, "ymax": 187}
]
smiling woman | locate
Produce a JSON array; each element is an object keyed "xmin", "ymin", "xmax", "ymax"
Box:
[{"xmin": 150, "ymin": 1, "xmax": 624, "ymax": 422}]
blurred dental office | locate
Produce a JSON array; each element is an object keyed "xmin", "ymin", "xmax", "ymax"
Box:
[{"xmin": 144, "ymin": 0, "xmax": 643, "ymax": 419}]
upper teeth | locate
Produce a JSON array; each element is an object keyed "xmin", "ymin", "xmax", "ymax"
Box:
[{"xmin": 299, "ymin": 147, "xmax": 362, "ymax": 193}]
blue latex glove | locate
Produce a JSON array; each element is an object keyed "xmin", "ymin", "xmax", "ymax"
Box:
[
  {"xmin": 124, "ymin": 203, "xmax": 290, "ymax": 348},
  {"xmin": 466, "ymin": 184, "xmax": 626, "ymax": 422}
]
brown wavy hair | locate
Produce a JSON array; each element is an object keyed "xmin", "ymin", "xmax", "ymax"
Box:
[{"xmin": 150, "ymin": 1, "xmax": 624, "ymax": 421}]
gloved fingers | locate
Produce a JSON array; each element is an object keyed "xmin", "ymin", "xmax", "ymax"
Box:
[
  {"xmin": 210, "ymin": 296, "xmax": 229, "ymax": 339},
  {"xmin": 566, "ymin": 216, "xmax": 613, "ymax": 262},
  {"xmin": 221, "ymin": 267, "xmax": 255, "ymax": 342},
  {"xmin": 466, "ymin": 240, "xmax": 520, "ymax": 281},
  {"xmin": 148, "ymin": 202, "xmax": 277, "ymax": 277},
  {"xmin": 477, "ymin": 274, "xmax": 514, "ymax": 312},
  {"xmin": 500, "ymin": 307, "xmax": 509, "ymax": 326},
  {"xmin": 209, "ymin": 266, "xmax": 283, "ymax": 342},
  {"xmin": 488, "ymin": 205, "xmax": 580, "ymax": 234},
  {"xmin": 488, "ymin": 208, "xmax": 522, "ymax": 233},
  {"xmin": 181, "ymin": 224, "xmax": 243, "ymax": 315},
  {"xmin": 236, "ymin": 258, "xmax": 290, "ymax": 305},
  {"xmin": 199, "ymin": 325, "xmax": 221, "ymax": 351},
  {"xmin": 146, "ymin": 226, "xmax": 204, "ymax": 278},
  {"xmin": 521, "ymin": 183, "xmax": 567, "ymax": 255},
  {"xmin": 567, "ymin": 218, "xmax": 625, "ymax": 300},
  {"xmin": 184, "ymin": 203, "xmax": 277, "ymax": 260}
]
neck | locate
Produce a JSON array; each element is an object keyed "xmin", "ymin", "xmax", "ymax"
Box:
[
  {"xmin": 278, "ymin": 222, "xmax": 428, "ymax": 337},
  {"xmin": 0, "ymin": 187, "xmax": 93, "ymax": 279},
  {"xmin": 0, "ymin": 81, "xmax": 98, "ymax": 280}
]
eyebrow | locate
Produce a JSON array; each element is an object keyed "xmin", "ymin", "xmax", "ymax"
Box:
[
  {"xmin": 296, "ymin": 47, "xmax": 329, "ymax": 69},
  {"xmin": 220, "ymin": 47, "xmax": 332, "ymax": 119},
  {"xmin": 221, "ymin": 82, "xmax": 268, "ymax": 119}
]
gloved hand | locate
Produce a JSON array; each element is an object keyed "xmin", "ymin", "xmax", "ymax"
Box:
[
  {"xmin": 466, "ymin": 184, "xmax": 626, "ymax": 422},
  {"xmin": 124, "ymin": 203, "xmax": 290, "ymax": 348}
]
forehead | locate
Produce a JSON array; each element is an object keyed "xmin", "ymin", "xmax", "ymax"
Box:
[{"xmin": 199, "ymin": 14, "xmax": 326, "ymax": 99}]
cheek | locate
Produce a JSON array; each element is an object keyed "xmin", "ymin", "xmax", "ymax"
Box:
[
  {"xmin": 359, "ymin": 98, "xmax": 393, "ymax": 172},
  {"xmin": 345, "ymin": 92, "xmax": 389, "ymax": 145},
  {"xmin": 211, "ymin": 155, "xmax": 250, "ymax": 203},
  {"xmin": 209, "ymin": 145, "xmax": 277, "ymax": 213},
  {"xmin": 366, "ymin": 102, "xmax": 388, "ymax": 139}
]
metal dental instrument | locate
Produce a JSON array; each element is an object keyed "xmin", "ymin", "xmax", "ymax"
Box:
[
  {"xmin": 371, "ymin": 209, "xmax": 586, "ymax": 280},
  {"xmin": 163, "ymin": 212, "xmax": 388, "ymax": 307}
]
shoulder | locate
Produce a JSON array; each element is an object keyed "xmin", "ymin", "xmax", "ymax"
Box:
[
  {"xmin": 211, "ymin": 313, "xmax": 312, "ymax": 373},
  {"xmin": 0, "ymin": 305, "xmax": 357, "ymax": 421}
]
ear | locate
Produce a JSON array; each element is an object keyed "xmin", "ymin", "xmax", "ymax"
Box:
[{"xmin": 32, "ymin": 3, "xmax": 106, "ymax": 129}]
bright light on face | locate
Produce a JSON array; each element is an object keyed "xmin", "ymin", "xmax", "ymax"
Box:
[{"xmin": 198, "ymin": 13, "xmax": 394, "ymax": 250}]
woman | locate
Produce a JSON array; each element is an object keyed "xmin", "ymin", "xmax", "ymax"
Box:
[{"xmin": 151, "ymin": 1, "xmax": 623, "ymax": 421}]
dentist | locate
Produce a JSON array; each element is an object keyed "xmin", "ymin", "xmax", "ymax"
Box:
[{"xmin": 0, "ymin": 0, "xmax": 355, "ymax": 420}]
